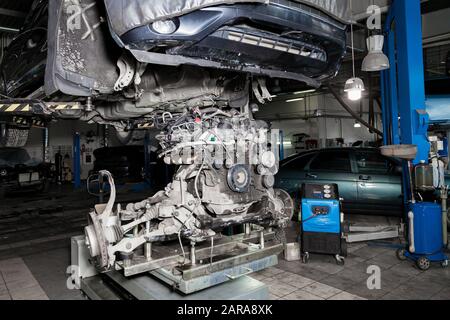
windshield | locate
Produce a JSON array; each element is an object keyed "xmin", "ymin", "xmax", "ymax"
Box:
[{"xmin": 0, "ymin": 148, "xmax": 32, "ymax": 166}]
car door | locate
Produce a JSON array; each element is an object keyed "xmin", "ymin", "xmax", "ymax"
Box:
[
  {"xmin": 276, "ymin": 152, "xmax": 317, "ymax": 197},
  {"xmin": 305, "ymin": 149, "xmax": 358, "ymax": 212},
  {"xmin": 353, "ymin": 149, "xmax": 403, "ymax": 216}
]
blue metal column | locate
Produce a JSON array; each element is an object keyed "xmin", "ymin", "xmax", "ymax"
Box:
[
  {"xmin": 382, "ymin": 0, "xmax": 429, "ymax": 164},
  {"xmin": 73, "ymin": 132, "xmax": 81, "ymax": 189},
  {"xmin": 279, "ymin": 130, "xmax": 285, "ymax": 161},
  {"xmin": 381, "ymin": 29, "xmax": 400, "ymax": 146},
  {"xmin": 382, "ymin": 0, "xmax": 448, "ymax": 266}
]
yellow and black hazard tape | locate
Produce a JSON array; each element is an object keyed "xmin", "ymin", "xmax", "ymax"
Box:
[
  {"xmin": 32, "ymin": 119, "xmax": 46, "ymax": 127},
  {"xmin": 0, "ymin": 102, "xmax": 81, "ymax": 114},
  {"xmin": 11, "ymin": 116, "xmax": 46, "ymax": 128},
  {"xmin": 0, "ymin": 103, "xmax": 33, "ymax": 113},
  {"xmin": 46, "ymin": 103, "xmax": 82, "ymax": 111},
  {"xmin": 12, "ymin": 116, "xmax": 31, "ymax": 126},
  {"xmin": 135, "ymin": 122, "xmax": 154, "ymax": 129}
]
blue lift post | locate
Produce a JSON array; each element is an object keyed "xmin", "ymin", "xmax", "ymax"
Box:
[
  {"xmin": 382, "ymin": 0, "xmax": 429, "ymax": 163},
  {"xmin": 382, "ymin": 0, "xmax": 448, "ymax": 267},
  {"xmin": 73, "ymin": 132, "xmax": 81, "ymax": 189}
]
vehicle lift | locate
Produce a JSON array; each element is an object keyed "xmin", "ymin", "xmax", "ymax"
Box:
[{"xmin": 380, "ymin": 0, "xmax": 448, "ymax": 269}]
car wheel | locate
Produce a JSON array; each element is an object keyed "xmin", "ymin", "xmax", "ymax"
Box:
[
  {"xmin": 0, "ymin": 124, "xmax": 29, "ymax": 147},
  {"xmin": 115, "ymin": 128, "xmax": 146, "ymax": 146},
  {"xmin": 38, "ymin": 180, "xmax": 50, "ymax": 193}
]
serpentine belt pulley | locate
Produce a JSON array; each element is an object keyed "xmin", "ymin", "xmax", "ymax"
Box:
[{"xmin": 227, "ymin": 165, "xmax": 250, "ymax": 193}]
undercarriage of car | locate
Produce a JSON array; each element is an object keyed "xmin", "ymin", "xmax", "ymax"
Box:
[
  {"xmin": 0, "ymin": 0, "xmax": 348, "ymax": 144},
  {"xmin": 43, "ymin": 0, "xmax": 347, "ymax": 118}
]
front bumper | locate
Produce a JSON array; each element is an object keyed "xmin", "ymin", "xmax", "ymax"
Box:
[{"xmin": 117, "ymin": 1, "xmax": 347, "ymax": 85}]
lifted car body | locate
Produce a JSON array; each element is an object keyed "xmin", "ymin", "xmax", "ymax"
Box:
[
  {"xmin": 111, "ymin": 1, "xmax": 348, "ymax": 86},
  {"xmin": 0, "ymin": 0, "xmax": 349, "ymax": 132}
]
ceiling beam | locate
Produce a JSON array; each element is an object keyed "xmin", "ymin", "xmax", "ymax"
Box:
[{"xmin": 421, "ymin": 0, "xmax": 450, "ymax": 15}]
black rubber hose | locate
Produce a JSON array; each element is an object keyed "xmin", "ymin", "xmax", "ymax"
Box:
[{"xmin": 328, "ymin": 85, "xmax": 384, "ymax": 137}]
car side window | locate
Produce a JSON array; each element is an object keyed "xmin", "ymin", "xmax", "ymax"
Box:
[
  {"xmin": 355, "ymin": 151, "xmax": 393, "ymax": 174},
  {"xmin": 282, "ymin": 153, "xmax": 316, "ymax": 170},
  {"xmin": 309, "ymin": 151, "xmax": 351, "ymax": 172}
]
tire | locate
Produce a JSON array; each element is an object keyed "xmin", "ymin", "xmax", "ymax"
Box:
[
  {"xmin": 0, "ymin": 124, "xmax": 29, "ymax": 147},
  {"xmin": 396, "ymin": 248, "xmax": 407, "ymax": 261},
  {"xmin": 115, "ymin": 128, "xmax": 146, "ymax": 146},
  {"xmin": 38, "ymin": 180, "xmax": 50, "ymax": 193},
  {"xmin": 301, "ymin": 252, "xmax": 310, "ymax": 264},
  {"xmin": 336, "ymin": 255, "xmax": 345, "ymax": 266},
  {"xmin": 340, "ymin": 240, "xmax": 348, "ymax": 257},
  {"xmin": 416, "ymin": 257, "xmax": 430, "ymax": 271}
]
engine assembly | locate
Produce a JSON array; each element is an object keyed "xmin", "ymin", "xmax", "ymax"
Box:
[{"xmin": 84, "ymin": 107, "xmax": 293, "ymax": 293}]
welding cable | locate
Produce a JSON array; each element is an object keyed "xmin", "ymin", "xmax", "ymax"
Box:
[{"xmin": 301, "ymin": 213, "xmax": 321, "ymax": 223}]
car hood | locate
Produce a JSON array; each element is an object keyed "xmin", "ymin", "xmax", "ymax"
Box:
[
  {"xmin": 0, "ymin": 159, "xmax": 42, "ymax": 168},
  {"xmin": 104, "ymin": 0, "xmax": 351, "ymax": 36}
]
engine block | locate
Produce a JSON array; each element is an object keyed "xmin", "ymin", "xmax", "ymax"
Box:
[{"xmin": 84, "ymin": 108, "xmax": 293, "ymax": 276}]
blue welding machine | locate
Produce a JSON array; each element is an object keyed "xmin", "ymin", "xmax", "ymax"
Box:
[{"xmin": 300, "ymin": 183, "xmax": 347, "ymax": 265}]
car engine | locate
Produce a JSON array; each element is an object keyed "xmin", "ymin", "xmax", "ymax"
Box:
[{"xmin": 84, "ymin": 107, "xmax": 294, "ymax": 276}]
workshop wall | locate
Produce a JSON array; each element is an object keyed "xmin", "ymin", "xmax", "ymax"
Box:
[
  {"xmin": 25, "ymin": 120, "xmax": 123, "ymax": 180},
  {"xmin": 257, "ymin": 94, "xmax": 382, "ymax": 157}
]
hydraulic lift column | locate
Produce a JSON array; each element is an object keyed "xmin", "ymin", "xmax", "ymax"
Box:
[{"xmin": 381, "ymin": 0, "xmax": 449, "ymax": 269}]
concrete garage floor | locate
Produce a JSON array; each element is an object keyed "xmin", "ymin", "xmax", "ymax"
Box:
[{"xmin": 0, "ymin": 187, "xmax": 449, "ymax": 300}]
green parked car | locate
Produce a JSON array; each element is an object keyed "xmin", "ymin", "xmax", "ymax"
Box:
[{"xmin": 275, "ymin": 148, "xmax": 405, "ymax": 217}]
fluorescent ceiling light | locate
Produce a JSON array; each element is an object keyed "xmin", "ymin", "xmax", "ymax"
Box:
[
  {"xmin": 286, "ymin": 98, "xmax": 305, "ymax": 103},
  {"xmin": 293, "ymin": 89, "xmax": 316, "ymax": 95},
  {"xmin": 354, "ymin": 122, "xmax": 362, "ymax": 128}
]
